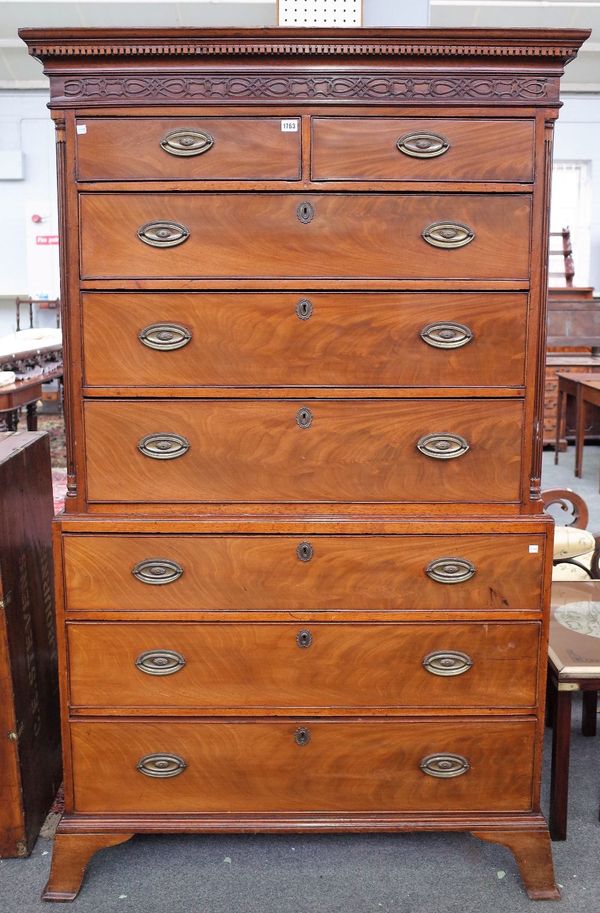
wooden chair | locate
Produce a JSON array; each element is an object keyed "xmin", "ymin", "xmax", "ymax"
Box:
[{"xmin": 542, "ymin": 488, "xmax": 600, "ymax": 579}]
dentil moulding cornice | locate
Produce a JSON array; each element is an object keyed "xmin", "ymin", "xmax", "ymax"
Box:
[{"xmin": 20, "ymin": 27, "xmax": 590, "ymax": 64}]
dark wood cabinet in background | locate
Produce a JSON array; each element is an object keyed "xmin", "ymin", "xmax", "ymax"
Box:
[
  {"xmin": 0, "ymin": 431, "xmax": 61, "ymax": 858},
  {"xmin": 21, "ymin": 26, "xmax": 589, "ymax": 902}
]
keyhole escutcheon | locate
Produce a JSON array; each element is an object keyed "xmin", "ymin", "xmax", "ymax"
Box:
[{"xmin": 297, "ymin": 202, "xmax": 314, "ymax": 224}]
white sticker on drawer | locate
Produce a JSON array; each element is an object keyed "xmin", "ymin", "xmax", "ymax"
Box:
[
  {"xmin": 281, "ymin": 119, "xmax": 299, "ymax": 132},
  {"xmin": 76, "ymin": 124, "xmax": 87, "ymax": 135},
  {"xmin": 529, "ymin": 545, "xmax": 539, "ymax": 553}
]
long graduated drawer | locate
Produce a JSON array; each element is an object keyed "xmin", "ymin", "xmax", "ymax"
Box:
[
  {"xmin": 82, "ymin": 291, "xmax": 528, "ymax": 390},
  {"xmin": 79, "ymin": 193, "xmax": 532, "ymax": 280},
  {"xmin": 67, "ymin": 621, "xmax": 541, "ymax": 712},
  {"xmin": 83, "ymin": 398, "xmax": 524, "ymax": 505},
  {"xmin": 62, "ymin": 533, "xmax": 546, "ymax": 612},
  {"xmin": 69, "ymin": 718, "xmax": 537, "ymax": 814}
]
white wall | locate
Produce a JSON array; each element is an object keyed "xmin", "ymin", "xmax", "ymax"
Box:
[
  {"xmin": 553, "ymin": 95, "xmax": 600, "ymax": 292},
  {"xmin": 364, "ymin": 0, "xmax": 429, "ymax": 26},
  {"xmin": 0, "ymin": 89, "xmax": 59, "ymax": 334}
]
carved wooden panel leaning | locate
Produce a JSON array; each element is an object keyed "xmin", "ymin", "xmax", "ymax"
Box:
[{"xmin": 20, "ymin": 25, "xmax": 589, "ymax": 904}]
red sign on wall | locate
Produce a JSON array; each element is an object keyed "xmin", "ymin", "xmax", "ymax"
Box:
[{"xmin": 35, "ymin": 235, "xmax": 59, "ymax": 246}]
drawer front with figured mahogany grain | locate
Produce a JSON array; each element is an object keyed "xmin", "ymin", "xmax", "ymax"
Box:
[
  {"xmin": 75, "ymin": 117, "xmax": 302, "ymax": 181},
  {"xmin": 79, "ymin": 193, "xmax": 531, "ymax": 281},
  {"xmin": 70, "ymin": 718, "xmax": 536, "ymax": 814},
  {"xmin": 62, "ymin": 533, "xmax": 545, "ymax": 612},
  {"xmin": 83, "ymin": 399, "xmax": 523, "ymax": 505},
  {"xmin": 67, "ymin": 621, "xmax": 541, "ymax": 712},
  {"xmin": 311, "ymin": 118, "xmax": 535, "ymax": 182},
  {"xmin": 82, "ymin": 291, "xmax": 528, "ymax": 391}
]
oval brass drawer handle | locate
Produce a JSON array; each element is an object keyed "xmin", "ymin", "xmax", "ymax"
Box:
[
  {"xmin": 135, "ymin": 649, "xmax": 186, "ymax": 676},
  {"xmin": 139, "ymin": 323, "xmax": 192, "ymax": 351},
  {"xmin": 160, "ymin": 129, "xmax": 214, "ymax": 157},
  {"xmin": 396, "ymin": 131, "xmax": 449, "ymax": 158},
  {"xmin": 422, "ymin": 221, "xmax": 474, "ymax": 249},
  {"xmin": 294, "ymin": 727, "xmax": 311, "ymax": 746},
  {"xmin": 137, "ymin": 753, "xmax": 187, "ymax": 778},
  {"xmin": 132, "ymin": 558, "xmax": 184, "ymax": 586},
  {"xmin": 417, "ymin": 432, "xmax": 469, "ymax": 460},
  {"xmin": 425, "ymin": 557, "xmax": 476, "ymax": 585},
  {"xmin": 138, "ymin": 432, "xmax": 190, "ymax": 460},
  {"xmin": 420, "ymin": 753, "xmax": 470, "ymax": 779},
  {"xmin": 420, "ymin": 322, "xmax": 473, "ymax": 350},
  {"xmin": 137, "ymin": 220, "xmax": 189, "ymax": 248},
  {"xmin": 423, "ymin": 650, "xmax": 473, "ymax": 677}
]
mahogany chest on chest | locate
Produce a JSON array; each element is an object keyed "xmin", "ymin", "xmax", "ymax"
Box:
[{"xmin": 20, "ymin": 26, "xmax": 589, "ymax": 901}]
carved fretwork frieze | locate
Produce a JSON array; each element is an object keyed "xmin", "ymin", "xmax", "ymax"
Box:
[{"xmin": 56, "ymin": 72, "xmax": 558, "ymax": 106}]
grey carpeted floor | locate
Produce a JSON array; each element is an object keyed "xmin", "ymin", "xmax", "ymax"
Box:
[{"xmin": 1, "ymin": 448, "xmax": 599, "ymax": 912}]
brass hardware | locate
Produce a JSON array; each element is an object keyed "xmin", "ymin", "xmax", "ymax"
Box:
[
  {"xmin": 139, "ymin": 323, "xmax": 192, "ymax": 351},
  {"xmin": 422, "ymin": 222, "xmax": 474, "ymax": 249},
  {"xmin": 297, "ymin": 202, "xmax": 314, "ymax": 224},
  {"xmin": 294, "ymin": 727, "xmax": 311, "ymax": 746},
  {"xmin": 135, "ymin": 649, "xmax": 186, "ymax": 675},
  {"xmin": 137, "ymin": 754, "xmax": 187, "ymax": 778},
  {"xmin": 137, "ymin": 221, "xmax": 189, "ymax": 248},
  {"xmin": 296, "ymin": 298, "xmax": 313, "ymax": 320},
  {"xmin": 420, "ymin": 753, "xmax": 470, "ymax": 778},
  {"xmin": 296, "ymin": 407, "xmax": 313, "ymax": 429},
  {"xmin": 296, "ymin": 629, "xmax": 313, "ymax": 648},
  {"xmin": 423, "ymin": 650, "xmax": 473, "ymax": 676},
  {"xmin": 420, "ymin": 322, "xmax": 473, "ymax": 350},
  {"xmin": 296, "ymin": 542, "xmax": 313, "ymax": 562},
  {"xmin": 417, "ymin": 432, "xmax": 469, "ymax": 460},
  {"xmin": 557, "ymin": 682, "xmax": 580, "ymax": 692},
  {"xmin": 7, "ymin": 731, "xmax": 17, "ymax": 742},
  {"xmin": 425, "ymin": 557, "xmax": 476, "ymax": 585},
  {"xmin": 396, "ymin": 131, "xmax": 450, "ymax": 158},
  {"xmin": 132, "ymin": 558, "xmax": 184, "ymax": 586},
  {"xmin": 138, "ymin": 432, "xmax": 190, "ymax": 460},
  {"xmin": 160, "ymin": 129, "xmax": 214, "ymax": 157}
]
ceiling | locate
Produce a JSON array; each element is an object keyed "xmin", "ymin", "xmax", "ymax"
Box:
[{"xmin": 1, "ymin": 0, "xmax": 598, "ymax": 90}]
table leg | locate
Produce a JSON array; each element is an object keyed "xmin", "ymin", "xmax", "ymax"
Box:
[
  {"xmin": 7, "ymin": 409, "xmax": 19, "ymax": 431},
  {"xmin": 555, "ymin": 384, "xmax": 564, "ymax": 465},
  {"xmin": 26, "ymin": 401, "xmax": 38, "ymax": 432},
  {"xmin": 575, "ymin": 388, "xmax": 586, "ymax": 478},
  {"xmin": 582, "ymin": 690, "xmax": 597, "ymax": 737},
  {"xmin": 549, "ymin": 685, "xmax": 572, "ymax": 841},
  {"xmin": 545, "ymin": 677, "xmax": 556, "ymax": 728}
]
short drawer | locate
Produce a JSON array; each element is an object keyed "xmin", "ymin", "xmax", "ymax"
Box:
[
  {"xmin": 82, "ymin": 291, "xmax": 527, "ymax": 390},
  {"xmin": 67, "ymin": 621, "xmax": 541, "ymax": 711},
  {"xmin": 312, "ymin": 117, "xmax": 535, "ymax": 182},
  {"xmin": 83, "ymin": 399, "xmax": 523, "ymax": 504},
  {"xmin": 76, "ymin": 117, "xmax": 301, "ymax": 181},
  {"xmin": 79, "ymin": 193, "xmax": 531, "ymax": 281},
  {"xmin": 63, "ymin": 533, "xmax": 545, "ymax": 611},
  {"xmin": 70, "ymin": 718, "xmax": 536, "ymax": 813}
]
